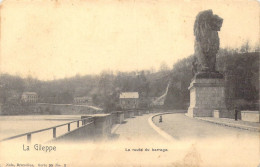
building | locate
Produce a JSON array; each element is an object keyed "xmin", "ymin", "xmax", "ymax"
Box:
[
  {"xmin": 119, "ymin": 92, "xmax": 139, "ymax": 110},
  {"xmin": 21, "ymin": 92, "xmax": 38, "ymax": 103},
  {"xmin": 74, "ymin": 96, "xmax": 92, "ymax": 105}
]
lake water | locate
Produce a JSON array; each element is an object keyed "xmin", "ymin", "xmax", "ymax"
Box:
[{"xmin": 0, "ymin": 115, "xmax": 83, "ymax": 143}]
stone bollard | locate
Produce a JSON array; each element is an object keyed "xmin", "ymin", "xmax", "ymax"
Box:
[
  {"xmin": 116, "ymin": 111, "xmax": 124, "ymax": 124},
  {"xmin": 159, "ymin": 115, "xmax": 162, "ymax": 123},
  {"xmin": 213, "ymin": 110, "xmax": 220, "ymax": 118}
]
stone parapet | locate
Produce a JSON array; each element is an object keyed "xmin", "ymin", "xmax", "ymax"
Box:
[
  {"xmin": 53, "ymin": 114, "xmax": 112, "ymax": 142},
  {"xmin": 82, "ymin": 114, "xmax": 112, "ymax": 138},
  {"xmin": 51, "ymin": 121, "xmax": 95, "ymax": 142},
  {"xmin": 137, "ymin": 110, "xmax": 143, "ymax": 116},
  {"xmin": 111, "ymin": 111, "xmax": 124, "ymax": 124},
  {"xmin": 134, "ymin": 110, "xmax": 139, "ymax": 116},
  {"xmin": 241, "ymin": 111, "xmax": 260, "ymax": 123},
  {"xmin": 128, "ymin": 110, "xmax": 135, "ymax": 118},
  {"xmin": 124, "ymin": 110, "xmax": 130, "ymax": 119}
]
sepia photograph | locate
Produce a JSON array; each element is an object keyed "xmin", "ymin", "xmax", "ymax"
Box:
[{"xmin": 0, "ymin": 0, "xmax": 259, "ymax": 166}]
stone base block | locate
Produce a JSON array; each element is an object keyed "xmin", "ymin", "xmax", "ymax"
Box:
[
  {"xmin": 187, "ymin": 107, "xmax": 213, "ymax": 117},
  {"xmin": 213, "ymin": 109, "xmax": 233, "ymax": 118},
  {"xmin": 213, "ymin": 110, "xmax": 220, "ymax": 118},
  {"xmin": 241, "ymin": 111, "xmax": 260, "ymax": 122}
]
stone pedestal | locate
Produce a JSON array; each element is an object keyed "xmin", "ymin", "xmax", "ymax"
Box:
[{"xmin": 187, "ymin": 78, "xmax": 227, "ymax": 117}]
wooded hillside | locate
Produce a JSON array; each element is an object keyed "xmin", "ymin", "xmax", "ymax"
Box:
[
  {"xmin": 0, "ymin": 46, "xmax": 258, "ymax": 113},
  {"xmin": 165, "ymin": 49, "xmax": 259, "ymax": 110}
]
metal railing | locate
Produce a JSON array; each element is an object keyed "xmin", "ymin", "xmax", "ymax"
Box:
[{"xmin": 0, "ymin": 117, "xmax": 94, "ymax": 143}]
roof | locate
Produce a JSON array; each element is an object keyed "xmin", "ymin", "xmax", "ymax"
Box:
[
  {"xmin": 119, "ymin": 92, "xmax": 139, "ymax": 99},
  {"xmin": 22, "ymin": 92, "xmax": 37, "ymax": 95},
  {"xmin": 74, "ymin": 96, "xmax": 91, "ymax": 100}
]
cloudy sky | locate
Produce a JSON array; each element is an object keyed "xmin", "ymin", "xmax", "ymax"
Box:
[{"xmin": 0, "ymin": 0, "xmax": 259, "ymax": 80}]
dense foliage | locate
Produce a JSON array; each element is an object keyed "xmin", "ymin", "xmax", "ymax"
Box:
[
  {"xmin": 164, "ymin": 49, "xmax": 259, "ymax": 110},
  {"xmin": 0, "ymin": 69, "xmax": 171, "ymax": 112}
]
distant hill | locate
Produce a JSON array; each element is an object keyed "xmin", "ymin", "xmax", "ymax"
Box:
[
  {"xmin": 1, "ymin": 49, "xmax": 258, "ymax": 112},
  {"xmin": 0, "ymin": 69, "xmax": 172, "ymax": 112}
]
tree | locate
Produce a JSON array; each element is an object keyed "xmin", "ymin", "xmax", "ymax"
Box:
[
  {"xmin": 240, "ymin": 40, "xmax": 251, "ymax": 53},
  {"xmin": 159, "ymin": 61, "xmax": 170, "ymax": 72}
]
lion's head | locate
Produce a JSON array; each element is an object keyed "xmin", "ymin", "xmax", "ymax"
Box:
[{"xmin": 194, "ymin": 9, "xmax": 223, "ymax": 42}]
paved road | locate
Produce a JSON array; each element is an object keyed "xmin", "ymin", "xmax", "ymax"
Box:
[
  {"xmin": 153, "ymin": 113, "xmax": 259, "ymax": 140},
  {"xmin": 113, "ymin": 113, "xmax": 166, "ymax": 142}
]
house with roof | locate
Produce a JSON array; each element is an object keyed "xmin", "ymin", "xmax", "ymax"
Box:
[
  {"xmin": 73, "ymin": 96, "xmax": 92, "ymax": 105},
  {"xmin": 119, "ymin": 92, "xmax": 139, "ymax": 110},
  {"xmin": 21, "ymin": 92, "xmax": 38, "ymax": 103}
]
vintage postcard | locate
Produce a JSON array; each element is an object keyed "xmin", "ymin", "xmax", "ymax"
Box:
[{"xmin": 0, "ymin": 0, "xmax": 259, "ymax": 166}]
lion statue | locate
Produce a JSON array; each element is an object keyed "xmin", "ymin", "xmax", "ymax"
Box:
[{"xmin": 194, "ymin": 9, "xmax": 223, "ymax": 73}]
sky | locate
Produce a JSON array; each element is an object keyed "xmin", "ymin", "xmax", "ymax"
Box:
[{"xmin": 0, "ymin": 0, "xmax": 259, "ymax": 80}]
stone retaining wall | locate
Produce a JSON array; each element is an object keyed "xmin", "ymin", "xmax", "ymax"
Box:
[
  {"xmin": 36, "ymin": 103, "xmax": 103, "ymax": 115},
  {"xmin": 52, "ymin": 114, "xmax": 112, "ymax": 142},
  {"xmin": 51, "ymin": 108, "xmax": 151, "ymax": 142}
]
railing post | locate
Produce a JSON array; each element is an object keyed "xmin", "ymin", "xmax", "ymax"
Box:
[
  {"xmin": 77, "ymin": 121, "xmax": 79, "ymax": 128},
  {"xmin": 68, "ymin": 123, "xmax": 70, "ymax": 132},
  {"xmin": 27, "ymin": 134, "xmax": 31, "ymax": 144},
  {"xmin": 53, "ymin": 128, "xmax": 56, "ymax": 138}
]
